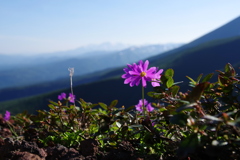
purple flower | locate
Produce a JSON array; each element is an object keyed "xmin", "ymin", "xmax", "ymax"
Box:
[
  {"xmin": 4, "ymin": 111, "xmax": 10, "ymax": 121},
  {"xmin": 122, "ymin": 60, "xmax": 163, "ymax": 87},
  {"xmin": 58, "ymin": 93, "xmax": 75, "ymax": 103},
  {"xmin": 135, "ymin": 99, "xmax": 154, "ymax": 112},
  {"xmin": 58, "ymin": 93, "xmax": 66, "ymax": 100},
  {"xmin": 68, "ymin": 93, "xmax": 75, "ymax": 103}
]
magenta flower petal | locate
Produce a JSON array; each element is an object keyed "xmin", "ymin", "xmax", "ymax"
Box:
[
  {"xmin": 135, "ymin": 99, "xmax": 154, "ymax": 112},
  {"xmin": 143, "ymin": 60, "xmax": 149, "ymax": 71},
  {"xmin": 146, "ymin": 103, "xmax": 154, "ymax": 112},
  {"xmin": 58, "ymin": 92, "xmax": 66, "ymax": 100},
  {"xmin": 142, "ymin": 77, "xmax": 147, "ymax": 87},
  {"xmin": 135, "ymin": 105, "xmax": 143, "ymax": 112},
  {"xmin": 151, "ymin": 69, "xmax": 164, "ymax": 87},
  {"xmin": 152, "ymin": 80, "xmax": 160, "ymax": 87},
  {"xmin": 68, "ymin": 93, "xmax": 75, "ymax": 103}
]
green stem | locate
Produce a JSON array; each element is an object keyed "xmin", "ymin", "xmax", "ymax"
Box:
[{"xmin": 142, "ymin": 86, "xmax": 146, "ymax": 117}]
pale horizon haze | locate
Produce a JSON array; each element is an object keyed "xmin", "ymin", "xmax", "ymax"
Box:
[{"xmin": 0, "ymin": 0, "xmax": 240, "ymax": 55}]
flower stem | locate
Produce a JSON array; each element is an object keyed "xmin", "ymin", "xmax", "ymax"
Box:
[
  {"xmin": 68, "ymin": 68, "xmax": 76, "ymax": 107},
  {"xmin": 142, "ymin": 86, "xmax": 146, "ymax": 117}
]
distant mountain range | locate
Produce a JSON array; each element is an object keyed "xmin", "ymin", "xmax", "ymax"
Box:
[
  {"xmin": 1, "ymin": 16, "xmax": 240, "ymax": 114},
  {"xmin": 0, "ymin": 43, "xmax": 183, "ymax": 89}
]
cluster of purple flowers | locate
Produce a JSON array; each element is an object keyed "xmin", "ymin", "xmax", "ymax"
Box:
[
  {"xmin": 122, "ymin": 60, "xmax": 163, "ymax": 112},
  {"xmin": 4, "ymin": 110, "xmax": 10, "ymax": 121},
  {"xmin": 135, "ymin": 99, "xmax": 154, "ymax": 112},
  {"xmin": 58, "ymin": 92, "xmax": 75, "ymax": 103}
]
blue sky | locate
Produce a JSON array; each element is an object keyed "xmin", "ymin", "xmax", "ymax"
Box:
[{"xmin": 0, "ymin": 0, "xmax": 240, "ymax": 55}]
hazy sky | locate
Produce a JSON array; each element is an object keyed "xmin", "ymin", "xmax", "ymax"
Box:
[{"xmin": 0, "ymin": 0, "xmax": 240, "ymax": 54}]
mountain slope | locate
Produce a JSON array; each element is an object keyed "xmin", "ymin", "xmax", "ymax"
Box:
[
  {"xmin": 0, "ymin": 44, "xmax": 182, "ymax": 89},
  {"xmin": 149, "ymin": 15, "xmax": 240, "ymax": 61},
  {"xmin": 187, "ymin": 16, "xmax": 240, "ymax": 48}
]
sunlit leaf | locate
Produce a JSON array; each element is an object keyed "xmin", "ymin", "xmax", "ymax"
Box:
[
  {"xmin": 186, "ymin": 76, "xmax": 196, "ymax": 85},
  {"xmin": 166, "ymin": 77, "xmax": 174, "ymax": 88},
  {"xmin": 165, "ymin": 68, "xmax": 174, "ymax": 77},
  {"xmin": 48, "ymin": 104, "xmax": 56, "ymax": 110},
  {"xmin": 99, "ymin": 102, "xmax": 107, "ymax": 110}
]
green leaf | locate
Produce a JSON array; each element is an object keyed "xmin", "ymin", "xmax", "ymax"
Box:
[
  {"xmin": 49, "ymin": 100, "xmax": 59, "ymax": 106},
  {"xmin": 218, "ymin": 75, "xmax": 227, "ymax": 86},
  {"xmin": 99, "ymin": 102, "xmax": 107, "ymax": 110},
  {"xmin": 189, "ymin": 82, "xmax": 210, "ymax": 102},
  {"xmin": 176, "ymin": 104, "xmax": 195, "ymax": 112},
  {"xmin": 196, "ymin": 74, "xmax": 203, "ymax": 84},
  {"xmin": 201, "ymin": 73, "xmax": 214, "ymax": 82},
  {"xmin": 48, "ymin": 104, "xmax": 56, "ymax": 110},
  {"xmin": 225, "ymin": 63, "xmax": 236, "ymax": 77},
  {"xmin": 89, "ymin": 103, "xmax": 99, "ymax": 109},
  {"xmin": 166, "ymin": 77, "xmax": 174, "ymax": 88},
  {"xmin": 125, "ymin": 105, "xmax": 135, "ymax": 112},
  {"xmin": 147, "ymin": 91, "xmax": 164, "ymax": 99},
  {"xmin": 165, "ymin": 68, "xmax": 174, "ymax": 77},
  {"xmin": 169, "ymin": 85, "xmax": 180, "ymax": 97},
  {"xmin": 109, "ymin": 100, "xmax": 118, "ymax": 108},
  {"xmin": 186, "ymin": 76, "xmax": 196, "ymax": 85}
]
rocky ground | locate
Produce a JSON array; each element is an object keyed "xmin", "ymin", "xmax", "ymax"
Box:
[{"xmin": 0, "ymin": 136, "xmax": 148, "ymax": 160}]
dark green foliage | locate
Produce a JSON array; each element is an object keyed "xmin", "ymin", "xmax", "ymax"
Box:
[{"xmin": 1, "ymin": 63, "xmax": 240, "ymax": 159}]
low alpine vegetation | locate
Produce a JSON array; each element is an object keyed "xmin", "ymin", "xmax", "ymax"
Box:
[{"xmin": 0, "ymin": 61, "xmax": 240, "ymax": 160}]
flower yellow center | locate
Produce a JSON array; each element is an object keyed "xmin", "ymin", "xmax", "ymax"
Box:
[{"xmin": 140, "ymin": 72, "xmax": 146, "ymax": 77}]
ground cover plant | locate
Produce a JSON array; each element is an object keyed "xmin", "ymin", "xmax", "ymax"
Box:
[{"xmin": 0, "ymin": 61, "xmax": 240, "ymax": 160}]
